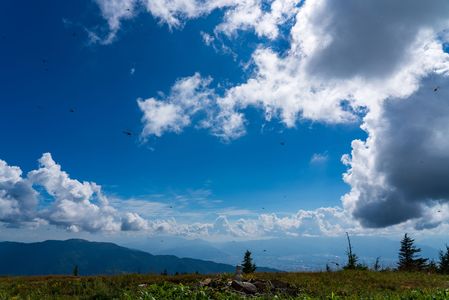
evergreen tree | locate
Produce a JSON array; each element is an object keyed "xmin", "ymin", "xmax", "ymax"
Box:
[
  {"xmin": 427, "ymin": 260, "xmax": 438, "ymax": 273},
  {"xmin": 72, "ymin": 265, "xmax": 79, "ymax": 276},
  {"xmin": 373, "ymin": 257, "xmax": 381, "ymax": 271},
  {"xmin": 438, "ymin": 245, "xmax": 449, "ymax": 274},
  {"xmin": 397, "ymin": 233, "xmax": 428, "ymax": 271},
  {"xmin": 242, "ymin": 250, "xmax": 256, "ymax": 274}
]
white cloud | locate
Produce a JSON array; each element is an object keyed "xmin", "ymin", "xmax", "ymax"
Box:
[
  {"xmin": 0, "ymin": 159, "xmax": 38, "ymax": 224},
  {"xmin": 3, "ymin": 152, "xmax": 449, "ymax": 238},
  {"xmin": 135, "ymin": 0, "xmax": 449, "ymax": 140},
  {"xmin": 121, "ymin": 212, "xmax": 149, "ymax": 231},
  {"xmin": 138, "ymin": 73, "xmax": 218, "ymax": 138},
  {"xmin": 93, "ymin": 0, "xmax": 300, "ymax": 43},
  {"xmin": 200, "ymin": 31, "xmax": 214, "ymax": 46},
  {"xmin": 310, "ymin": 152, "xmax": 328, "ymax": 165},
  {"xmin": 93, "ymin": 0, "xmax": 137, "ymax": 44},
  {"xmin": 27, "ymin": 153, "xmax": 129, "ymax": 232},
  {"xmin": 342, "ymin": 74, "xmax": 449, "ymax": 229},
  {"xmin": 0, "ymin": 153, "xmax": 149, "ymax": 233},
  {"xmin": 133, "ymin": 0, "xmax": 449, "ymax": 230},
  {"xmin": 70, "ymin": 0, "xmax": 449, "ymax": 233},
  {"xmin": 138, "ymin": 98, "xmax": 190, "ymax": 137}
]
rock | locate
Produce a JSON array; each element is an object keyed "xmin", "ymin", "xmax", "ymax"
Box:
[
  {"xmin": 270, "ymin": 279, "xmax": 291, "ymax": 289},
  {"xmin": 231, "ymin": 280, "xmax": 258, "ymax": 294},
  {"xmin": 199, "ymin": 278, "xmax": 212, "ymax": 287},
  {"xmin": 252, "ymin": 280, "xmax": 273, "ymax": 292},
  {"xmin": 269, "ymin": 279, "xmax": 300, "ymax": 296},
  {"xmin": 234, "ymin": 265, "xmax": 243, "ymax": 282}
]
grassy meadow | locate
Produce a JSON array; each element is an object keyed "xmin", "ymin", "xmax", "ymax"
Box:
[{"xmin": 0, "ymin": 271, "xmax": 449, "ymax": 299}]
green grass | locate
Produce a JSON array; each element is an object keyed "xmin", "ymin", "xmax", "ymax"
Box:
[{"xmin": 0, "ymin": 271, "xmax": 449, "ymax": 299}]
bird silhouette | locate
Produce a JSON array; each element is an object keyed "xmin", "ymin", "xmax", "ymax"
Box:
[
  {"xmin": 122, "ymin": 130, "xmax": 132, "ymax": 136},
  {"xmin": 280, "ymin": 141, "xmax": 285, "ymax": 146},
  {"xmin": 434, "ymin": 86, "xmax": 440, "ymax": 92},
  {"xmin": 69, "ymin": 108, "xmax": 75, "ymax": 113}
]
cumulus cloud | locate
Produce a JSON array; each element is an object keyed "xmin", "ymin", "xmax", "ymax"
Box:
[
  {"xmin": 136, "ymin": 0, "xmax": 449, "ymax": 139},
  {"xmin": 92, "ymin": 0, "xmax": 449, "ymax": 231},
  {"xmin": 0, "ymin": 160, "xmax": 38, "ymax": 225},
  {"xmin": 0, "ymin": 153, "xmax": 148, "ymax": 233},
  {"xmin": 134, "ymin": 0, "xmax": 449, "ymax": 229},
  {"xmin": 121, "ymin": 212, "xmax": 149, "ymax": 231},
  {"xmin": 138, "ymin": 73, "xmax": 216, "ymax": 138},
  {"xmin": 93, "ymin": 0, "xmax": 299, "ymax": 43},
  {"xmin": 342, "ymin": 74, "xmax": 449, "ymax": 229},
  {"xmin": 3, "ymin": 153, "xmax": 449, "ymax": 238}
]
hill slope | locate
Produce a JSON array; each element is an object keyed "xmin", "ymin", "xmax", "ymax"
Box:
[{"xmin": 0, "ymin": 239, "xmax": 277, "ymax": 276}]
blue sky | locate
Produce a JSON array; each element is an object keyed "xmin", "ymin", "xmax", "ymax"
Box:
[
  {"xmin": 0, "ymin": 1, "xmax": 360, "ymax": 211},
  {"xmin": 1, "ymin": 0, "xmax": 449, "ymax": 242}
]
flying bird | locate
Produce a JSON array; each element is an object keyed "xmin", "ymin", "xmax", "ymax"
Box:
[
  {"xmin": 330, "ymin": 261, "xmax": 340, "ymax": 267},
  {"xmin": 69, "ymin": 108, "xmax": 75, "ymax": 113},
  {"xmin": 280, "ymin": 141, "xmax": 285, "ymax": 146},
  {"xmin": 434, "ymin": 86, "xmax": 440, "ymax": 92},
  {"xmin": 122, "ymin": 130, "xmax": 133, "ymax": 136}
]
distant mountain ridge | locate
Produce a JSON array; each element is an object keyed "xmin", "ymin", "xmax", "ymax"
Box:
[
  {"xmin": 0, "ymin": 239, "xmax": 278, "ymax": 276},
  {"xmin": 124, "ymin": 236, "xmax": 441, "ymax": 271}
]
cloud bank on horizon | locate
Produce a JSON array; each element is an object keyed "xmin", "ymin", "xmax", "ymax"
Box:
[
  {"xmin": 1, "ymin": 152, "xmax": 449, "ymax": 238},
  {"xmin": 2, "ymin": 0, "xmax": 449, "ymax": 238}
]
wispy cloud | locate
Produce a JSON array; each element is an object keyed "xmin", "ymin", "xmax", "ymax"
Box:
[{"xmin": 310, "ymin": 152, "xmax": 329, "ymax": 165}]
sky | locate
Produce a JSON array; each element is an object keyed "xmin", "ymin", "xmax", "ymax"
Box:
[{"xmin": 1, "ymin": 0, "xmax": 449, "ymax": 245}]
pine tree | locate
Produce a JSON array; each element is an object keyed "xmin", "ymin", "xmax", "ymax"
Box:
[
  {"xmin": 72, "ymin": 265, "xmax": 79, "ymax": 276},
  {"xmin": 438, "ymin": 245, "xmax": 449, "ymax": 274},
  {"xmin": 242, "ymin": 250, "xmax": 256, "ymax": 274},
  {"xmin": 397, "ymin": 233, "xmax": 428, "ymax": 271},
  {"xmin": 373, "ymin": 257, "xmax": 381, "ymax": 271}
]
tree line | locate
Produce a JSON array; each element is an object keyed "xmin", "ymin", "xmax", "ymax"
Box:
[
  {"xmin": 242, "ymin": 232, "xmax": 449, "ymax": 274},
  {"xmin": 335, "ymin": 232, "xmax": 449, "ymax": 273}
]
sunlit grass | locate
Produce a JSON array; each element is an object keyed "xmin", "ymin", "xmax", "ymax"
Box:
[{"xmin": 0, "ymin": 271, "xmax": 449, "ymax": 299}]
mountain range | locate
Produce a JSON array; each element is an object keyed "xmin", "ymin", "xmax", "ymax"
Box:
[
  {"xmin": 123, "ymin": 235, "xmax": 442, "ymax": 271},
  {"xmin": 0, "ymin": 239, "xmax": 278, "ymax": 276}
]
